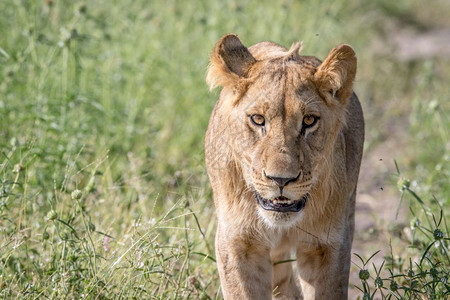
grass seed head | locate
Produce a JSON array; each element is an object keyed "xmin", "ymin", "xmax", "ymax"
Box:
[
  {"xmin": 13, "ymin": 164, "xmax": 23, "ymax": 173},
  {"xmin": 430, "ymin": 268, "xmax": 439, "ymax": 278},
  {"xmin": 88, "ymin": 222, "xmax": 96, "ymax": 232},
  {"xmin": 397, "ymin": 177, "xmax": 411, "ymax": 191},
  {"xmin": 359, "ymin": 269, "xmax": 370, "ymax": 281},
  {"xmin": 76, "ymin": 2, "xmax": 87, "ymax": 14},
  {"xmin": 433, "ymin": 229, "xmax": 444, "ymax": 240},
  {"xmin": 60, "ymin": 230, "xmax": 70, "ymax": 240},
  {"xmin": 46, "ymin": 210, "xmax": 58, "ymax": 221},
  {"xmin": 71, "ymin": 189, "xmax": 82, "ymax": 200},
  {"xmin": 375, "ymin": 277, "xmax": 383, "ymax": 288},
  {"xmin": 390, "ymin": 280, "xmax": 398, "ymax": 291}
]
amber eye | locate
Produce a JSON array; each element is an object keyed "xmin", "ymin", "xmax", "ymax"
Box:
[
  {"xmin": 250, "ymin": 114, "xmax": 265, "ymax": 126},
  {"xmin": 302, "ymin": 115, "xmax": 318, "ymax": 128}
]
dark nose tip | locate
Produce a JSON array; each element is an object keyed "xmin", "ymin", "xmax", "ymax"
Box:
[{"xmin": 264, "ymin": 172, "xmax": 300, "ymax": 188}]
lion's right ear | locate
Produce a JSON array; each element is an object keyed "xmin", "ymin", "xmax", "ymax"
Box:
[{"xmin": 206, "ymin": 34, "xmax": 257, "ymax": 90}]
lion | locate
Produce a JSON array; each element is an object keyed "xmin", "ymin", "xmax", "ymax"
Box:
[{"xmin": 204, "ymin": 34, "xmax": 364, "ymax": 299}]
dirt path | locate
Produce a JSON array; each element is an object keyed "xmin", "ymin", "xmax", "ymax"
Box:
[{"xmin": 349, "ymin": 137, "xmax": 408, "ymax": 297}]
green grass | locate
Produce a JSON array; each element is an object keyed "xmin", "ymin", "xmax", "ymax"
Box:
[
  {"xmin": 0, "ymin": 0, "xmax": 449, "ymax": 298},
  {"xmin": 354, "ymin": 169, "xmax": 450, "ymax": 299}
]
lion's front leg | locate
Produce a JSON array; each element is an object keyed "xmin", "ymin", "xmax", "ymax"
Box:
[
  {"xmin": 271, "ymin": 245, "xmax": 302, "ymax": 300},
  {"xmin": 296, "ymin": 238, "xmax": 351, "ymax": 300},
  {"xmin": 215, "ymin": 226, "xmax": 273, "ymax": 300}
]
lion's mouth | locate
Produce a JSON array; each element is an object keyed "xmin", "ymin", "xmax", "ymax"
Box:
[{"xmin": 255, "ymin": 193, "xmax": 308, "ymax": 212}]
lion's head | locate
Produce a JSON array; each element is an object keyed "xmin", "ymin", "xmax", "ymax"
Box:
[{"xmin": 206, "ymin": 34, "xmax": 356, "ymax": 227}]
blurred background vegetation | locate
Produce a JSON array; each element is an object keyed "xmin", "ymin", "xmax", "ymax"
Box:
[{"xmin": 0, "ymin": 0, "xmax": 448, "ymax": 298}]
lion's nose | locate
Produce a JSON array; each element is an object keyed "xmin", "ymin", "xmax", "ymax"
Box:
[{"xmin": 264, "ymin": 172, "xmax": 300, "ymax": 188}]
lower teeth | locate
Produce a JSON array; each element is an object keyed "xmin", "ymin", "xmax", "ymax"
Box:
[{"xmin": 271, "ymin": 200, "xmax": 293, "ymax": 205}]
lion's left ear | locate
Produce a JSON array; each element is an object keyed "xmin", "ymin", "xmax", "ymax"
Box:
[{"xmin": 314, "ymin": 44, "xmax": 356, "ymax": 105}]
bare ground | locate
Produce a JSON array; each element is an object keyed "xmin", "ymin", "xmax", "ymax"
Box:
[{"xmin": 349, "ymin": 137, "xmax": 407, "ymax": 297}]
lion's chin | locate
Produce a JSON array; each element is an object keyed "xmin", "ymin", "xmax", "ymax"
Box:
[{"xmin": 255, "ymin": 192, "xmax": 308, "ymax": 213}]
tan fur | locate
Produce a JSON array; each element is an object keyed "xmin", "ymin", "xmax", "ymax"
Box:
[{"xmin": 205, "ymin": 34, "xmax": 364, "ymax": 299}]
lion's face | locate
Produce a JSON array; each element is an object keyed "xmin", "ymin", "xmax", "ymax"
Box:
[
  {"xmin": 229, "ymin": 63, "xmax": 347, "ymax": 227},
  {"xmin": 206, "ymin": 35, "xmax": 356, "ymax": 227}
]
